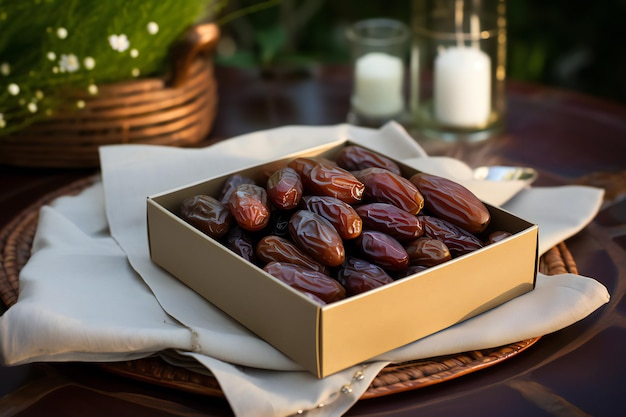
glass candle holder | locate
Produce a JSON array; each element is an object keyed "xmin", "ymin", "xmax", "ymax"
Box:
[
  {"xmin": 346, "ymin": 18, "xmax": 410, "ymax": 127},
  {"xmin": 410, "ymin": 0, "xmax": 506, "ymax": 142}
]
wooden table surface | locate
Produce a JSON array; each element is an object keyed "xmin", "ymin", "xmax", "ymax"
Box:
[{"xmin": 1, "ymin": 65, "xmax": 625, "ymax": 416}]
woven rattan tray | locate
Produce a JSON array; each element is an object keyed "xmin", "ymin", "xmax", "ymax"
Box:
[
  {"xmin": 0, "ymin": 177, "xmax": 578, "ymax": 399},
  {"xmin": 0, "ymin": 23, "xmax": 219, "ymax": 169}
]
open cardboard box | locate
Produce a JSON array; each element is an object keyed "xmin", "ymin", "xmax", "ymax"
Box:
[{"xmin": 147, "ymin": 140, "xmax": 538, "ymax": 378}]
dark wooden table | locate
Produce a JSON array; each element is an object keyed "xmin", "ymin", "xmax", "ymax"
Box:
[{"xmin": 1, "ymin": 65, "xmax": 625, "ymax": 416}]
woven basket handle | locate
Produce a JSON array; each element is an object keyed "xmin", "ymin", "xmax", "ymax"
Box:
[{"xmin": 170, "ymin": 22, "xmax": 220, "ymax": 87}]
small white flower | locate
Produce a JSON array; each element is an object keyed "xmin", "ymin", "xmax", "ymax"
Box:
[
  {"xmin": 47, "ymin": 51, "xmax": 56, "ymax": 61},
  {"xmin": 7, "ymin": 83, "xmax": 19, "ymax": 95},
  {"xmin": 1, "ymin": 62, "xmax": 9, "ymax": 76},
  {"xmin": 130, "ymin": 49, "xmax": 139, "ymax": 58},
  {"xmin": 84, "ymin": 56, "xmax": 95, "ymax": 70},
  {"xmin": 88, "ymin": 84, "xmax": 98, "ymax": 95},
  {"xmin": 0, "ymin": 115, "xmax": 5, "ymax": 129},
  {"xmin": 108, "ymin": 34, "xmax": 129, "ymax": 52},
  {"xmin": 52, "ymin": 66, "xmax": 59, "ymax": 74},
  {"xmin": 57, "ymin": 27, "xmax": 68, "ymax": 39},
  {"xmin": 27, "ymin": 102, "xmax": 38, "ymax": 113},
  {"xmin": 76, "ymin": 100, "xmax": 85, "ymax": 109},
  {"xmin": 35, "ymin": 90, "xmax": 44, "ymax": 99},
  {"xmin": 59, "ymin": 54, "xmax": 80, "ymax": 73},
  {"xmin": 147, "ymin": 22, "xmax": 159, "ymax": 35},
  {"xmin": 131, "ymin": 68, "xmax": 140, "ymax": 77}
]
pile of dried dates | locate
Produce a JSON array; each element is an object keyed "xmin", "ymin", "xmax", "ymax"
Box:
[{"xmin": 180, "ymin": 145, "xmax": 511, "ymax": 304}]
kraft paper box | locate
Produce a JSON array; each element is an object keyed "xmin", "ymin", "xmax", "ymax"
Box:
[{"xmin": 147, "ymin": 140, "xmax": 538, "ymax": 378}]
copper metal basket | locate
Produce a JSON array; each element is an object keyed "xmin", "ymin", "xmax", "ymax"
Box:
[{"xmin": 0, "ymin": 23, "xmax": 220, "ymax": 169}]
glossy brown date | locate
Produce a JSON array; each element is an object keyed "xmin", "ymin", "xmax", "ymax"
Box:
[
  {"xmin": 287, "ymin": 157, "xmax": 318, "ymax": 178},
  {"xmin": 410, "ymin": 172, "xmax": 490, "ymax": 234},
  {"xmin": 180, "ymin": 195, "xmax": 232, "ymax": 239},
  {"xmin": 219, "ymin": 174, "xmax": 255, "ymax": 204},
  {"xmin": 301, "ymin": 195, "xmax": 362, "ymax": 240},
  {"xmin": 288, "ymin": 210, "xmax": 345, "ymax": 267},
  {"xmin": 228, "ymin": 184, "xmax": 271, "ymax": 232},
  {"xmin": 256, "ymin": 235, "xmax": 329, "ymax": 274},
  {"xmin": 420, "ymin": 215, "xmax": 483, "ymax": 256},
  {"xmin": 353, "ymin": 167, "xmax": 424, "ymax": 215},
  {"xmin": 337, "ymin": 257, "xmax": 395, "ymax": 296},
  {"xmin": 263, "ymin": 261, "xmax": 346, "ymax": 303},
  {"xmin": 354, "ymin": 230, "xmax": 409, "ymax": 271},
  {"xmin": 335, "ymin": 145, "xmax": 402, "ymax": 175},
  {"xmin": 224, "ymin": 225, "xmax": 257, "ymax": 263},
  {"xmin": 355, "ymin": 202, "xmax": 423, "ymax": 241},
  {"xmin": 404, "ymin": 237, "xmax": 451, "ymax": 267},
  {"xmin": 303, "ymin": 292, "xmax": 328, "ymax": 305},
  {"xmin": 397, "ymin": 264, "xmax": 429, "ymax": 278},
  {"xmin": 486, "ymin": 230, "xmax": 512, "ymax": 244},
  {"xmin": 266, "ymin": 167, "xmax": 303, "ymax": 210},
  {"xmin": 288, "ymin": 157, "xmax": 364, "ymax": 204}
]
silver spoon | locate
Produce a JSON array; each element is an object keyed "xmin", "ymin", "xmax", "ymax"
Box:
[{"xmin": 473, "ymin": 165, "xmax": 538, "ymax": 184}]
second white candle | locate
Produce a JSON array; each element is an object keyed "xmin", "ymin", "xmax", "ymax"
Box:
[{"xmin": 434, "ymin": 46, "xmax": 491, "ymax": 127}]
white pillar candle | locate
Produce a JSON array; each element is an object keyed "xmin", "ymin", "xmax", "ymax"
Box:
[
  {"xmin": 434, "ymin": 46, "xmax": 491, "ymax": 127},
  {"xmin": 352, "ymin": 52, "xmax": 404, "ymax": 118}
]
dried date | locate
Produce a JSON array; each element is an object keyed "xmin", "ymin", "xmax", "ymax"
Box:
[
  {"xmin": 335, "ymin": 145, "xmax": 402, "ymax": 175},
  {"xmin": 288, "ymin": 210, "xmax": 345, "ymax": 267},
  {"xmin": 256, "ymin": 235, "xmax": 329, "ymax": 274},
  {"xmin": 354, "ymin": 230, "xmax": 409, "ymax": 271},
  {"xmin": 263, "ymin": 261, "xmax": 346, "ymax": 303},
  {"xmin": 303, "ymin": 292, "xmax": 328, "ymax": 305},
  {"xmin": 486, "ymin": 230, "xmax": 512, "ymax": 244},
  {"xmin": 410, "ymin": 172, "xmax": 490, "ymax": 234},
  {"xmin": 405, "ymin": 237, "xmax": 451, "ymax": 267},
  {"xmin": 266, "ymin": 167, "xmax": 303, "ymax": 210},
  {"xmin": 397, "ymin": 265, "xmax": 429, "ymax": 278},
  {"xmin": 287, "ymin": 157, "xmax": 318, "ymax": 178},
  {"xmin": 337, "ymin": 257, "xmax": 395, "ymax": 296},
  {"xmin": 224, "ymin": 225, "xmax": 257, "ymax": 263},
  {"xmin": 301, "ymin": 195, "xmax": 362, "ymax": 240},
  {"xmin": 420, "ymin": 215, "xmax": 483, "ymax": 256},
  {"xmin": 219, "ymin": 174, "xmax": 255, "ymax": 204},
  {"xmin": 180, "ymin": 195, "xmax": 232, "ymax": 239},
  {"xmin": 228, "ymin": 184, "xmax": 271, "ymax": 232},
  {"xmin": 355, "ymin": 202, "xmax": 423, "ymax": 241},
  {"xmin": 288, "ymin": 157, "xmax": 364, "ymax": 204},
  {"xmin": 353, "ymin": 167, "xmax": 424, "ymax": 215}
]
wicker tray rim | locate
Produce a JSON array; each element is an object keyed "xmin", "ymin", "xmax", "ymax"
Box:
[{"xmin": 0, "ymin": 176, "xmax": 578, "ymax": 400}]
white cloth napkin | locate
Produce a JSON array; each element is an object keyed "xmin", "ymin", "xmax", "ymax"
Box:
[{"xmin": 0, "ymin": 122, "xmax": 610, "ymax": 417}]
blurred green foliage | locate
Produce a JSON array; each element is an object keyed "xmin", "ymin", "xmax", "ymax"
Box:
[
  {"xmin": 217, "ymin": 0, "xmax": 626, "ymax": 103},
  {"xmin": 0, "ymin": 0, "xmax": 213, "ymax": 134}
]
